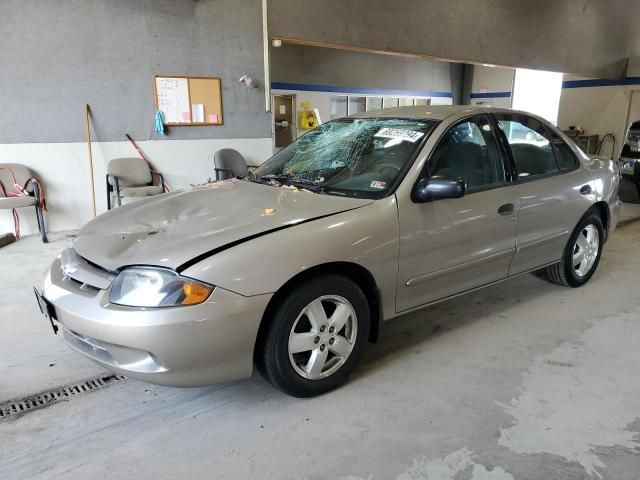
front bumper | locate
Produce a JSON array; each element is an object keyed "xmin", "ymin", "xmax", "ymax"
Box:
[{"xmin": 41, "ymin": 256, "xmax": 272, "ymax": 387}]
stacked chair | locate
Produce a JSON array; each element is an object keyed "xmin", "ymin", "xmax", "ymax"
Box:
[
  {"xmin": 106, "ymin": 157, "xmax": 166, "ymax": 210},
  {"xmin": 213, "ymin": 149, "xmax": 248, "ymax": 180},
  {"xmin": 0, "ymin": 163, "xmax": 47, "ymax": 242}
]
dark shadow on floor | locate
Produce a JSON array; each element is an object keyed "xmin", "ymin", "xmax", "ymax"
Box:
[{"xmin": 353, "ymin": 271, "xmax": 560, "ymax": 380}]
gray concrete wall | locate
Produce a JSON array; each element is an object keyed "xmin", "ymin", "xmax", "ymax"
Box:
[
  {"xmin": 268, "ymin": 0, "xmax": 635, "ymax": 79},
  {"xmin": 0, "ymin": 0, "xmax": 271, "ymax": 143},
  {"xmin": 270, "ymin": 44, "xmax": 451, "ymax": 94}
]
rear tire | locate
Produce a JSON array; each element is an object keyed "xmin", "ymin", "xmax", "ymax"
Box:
[
  {"xmin": 543, "ymin": 213, "xmax": 603, "ymax": 287},
  {"xmin": 256, "ymin": 274, "xmax": 370, "ymax": 397}
]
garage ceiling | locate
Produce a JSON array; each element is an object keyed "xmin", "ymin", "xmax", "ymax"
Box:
[{"xmin": 268, "ymin": 0, "xmax": 638, "ymax": 79}]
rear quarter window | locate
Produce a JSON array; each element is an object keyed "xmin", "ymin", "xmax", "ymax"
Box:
[{"xmin": 549, "ymin": 130, "xmax": 580, "ymax": 171}]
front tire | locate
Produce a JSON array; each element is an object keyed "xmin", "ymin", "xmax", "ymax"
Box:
[
  {"xmin": 257, "ymin": 274, "xmax": 370, "ymax": 397},
  {"xmin": 543, "ymin": 213, "xmax": 604, "ymax": 287}
]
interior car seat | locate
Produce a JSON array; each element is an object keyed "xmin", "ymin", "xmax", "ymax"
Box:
[
  {"xmin": 510, "ymin": 143, "xmax": 556, "ymax": 177},
  {"xmin": 437, "ymin": 142, "xmax": 486, "ymax": 188}
]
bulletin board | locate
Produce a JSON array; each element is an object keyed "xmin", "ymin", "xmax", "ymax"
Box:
[{"xmin": 154, "ymin": 76, "xmax": 223, "ymax": 126}]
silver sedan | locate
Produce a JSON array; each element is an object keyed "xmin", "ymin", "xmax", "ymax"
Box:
[{"xmin": 36, "ymin": 106, "xmax": 620, "ymax": 397}]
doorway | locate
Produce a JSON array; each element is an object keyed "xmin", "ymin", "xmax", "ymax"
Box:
[
  {"xmin": 512, "ymin": 68, "xmax": 563, "ymax": 125},
  {"xmin": 625, "ymin": 90, "xmax": 640, "ymax": 133},
  {"xmin": 273, "ymin": 95, "xmax": 296, "ymax": 150},
  {"xmin": 620, "ymin": 89, "xmax": 640, "ymax": 159}
]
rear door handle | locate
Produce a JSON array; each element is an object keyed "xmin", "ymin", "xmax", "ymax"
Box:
[
  {"xmin": 580, "ymin": 184, "xmax": 592, "ymax": 195},
  {"xmin": 497, "ymin": 203, "xmax": 515, "ymax": 216}
]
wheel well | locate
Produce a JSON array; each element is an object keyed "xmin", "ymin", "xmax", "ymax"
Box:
[
  {"xmin": 589, "ymin": 201, "xmax": 610, "ymax": 241},
  {"xmin": 254, "ymin": 262, "xmax": 382, "ymax": 360}
]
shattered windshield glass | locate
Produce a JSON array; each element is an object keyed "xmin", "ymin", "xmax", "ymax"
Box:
[{"xmin": 251, "ymin": 118, "xmax": 438, "ymax": 198}]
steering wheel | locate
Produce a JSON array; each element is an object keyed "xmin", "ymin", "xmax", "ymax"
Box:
[{"xmin": 375, "ymin": 163, "xmax": 401, "ymax": 177}]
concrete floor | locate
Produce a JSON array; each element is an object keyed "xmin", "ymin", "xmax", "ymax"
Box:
[{"xmin": 1, "ymin": 207, "xmax": 640, "ymax": 479}]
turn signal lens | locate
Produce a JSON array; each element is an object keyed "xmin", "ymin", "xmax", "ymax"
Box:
[{"xmin": 182, "ymin": 282, "xmax": 213, "ymax": 305}]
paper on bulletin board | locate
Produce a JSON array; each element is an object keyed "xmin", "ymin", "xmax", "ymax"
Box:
[
  {"xmin": 192, "ymin": 104, "xmax": 205, "ymax": 123},
  {"xmin": 208, "ymin": 114, "xmax": 218, "ymax": 124},
  {"xmin": 156, "ymin": 77, "xmax": 190, "ymax": 123}
]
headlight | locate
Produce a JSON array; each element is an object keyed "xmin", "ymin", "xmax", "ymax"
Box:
[{"xmin": 110, "ymin": 267, "xmax": 213, "ymax": 308}]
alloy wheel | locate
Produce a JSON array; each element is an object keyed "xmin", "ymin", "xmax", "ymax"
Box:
[
  {"xmin": 288, "ymin": 295, "xmax": 358, "ymax": 380},
  {"xmin": 572, "ymin": 224, "xmax": 599, "ymax": 277}
]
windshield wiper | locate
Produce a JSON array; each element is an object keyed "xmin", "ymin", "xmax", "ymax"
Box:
[
  {"xmin": 245, "ymin": 171, "xmax": 281, "ymax": 187},
  {"xmin": 245, "ymin": 170, "xmax": 263, "ymax": 183},
  {"xmin": 255, "ymin": 173, "xmax": 327, "ymax": 193}
]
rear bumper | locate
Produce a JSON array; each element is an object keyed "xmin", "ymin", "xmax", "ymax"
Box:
[{"xmin": 41, "ymin": 256, "xmax": 272, "ymax": 387}]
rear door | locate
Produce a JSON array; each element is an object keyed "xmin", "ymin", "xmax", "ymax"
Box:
[
  {"xmin": 493, "ymin": 113, "xmax": 595, "ymax": 275},
  {"xmin": 396, "ymin": 114, "xmax": 518, "ymax": 312}
]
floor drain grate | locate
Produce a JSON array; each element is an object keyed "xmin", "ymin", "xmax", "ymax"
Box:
[{"xmin": 0, "ymin": 373, "xmax": 126, "ymax": 420}]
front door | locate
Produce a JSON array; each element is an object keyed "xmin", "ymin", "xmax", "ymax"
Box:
[
  {"xmin": 273, "ymin": 95, "xmax": 296, "ymax": 149},
  {"xmin": 397, "ymin": 114, "xmax": 518, "ymax": 312}
]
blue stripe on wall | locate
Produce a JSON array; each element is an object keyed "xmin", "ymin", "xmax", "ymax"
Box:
[
  {"xmin": 271, "ymin": 82, "xmax": 453, "ymax": 98},
  {"xmin": 562, "ymin": 76, "xmax": 640, "ymax": 88},
  {"xmin": 469, "ymin": 91, "xmax": 511, "ymax": 99}
]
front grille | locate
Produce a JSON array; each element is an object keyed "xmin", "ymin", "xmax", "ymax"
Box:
[
  {"xmin": 60, "ymin": 248, "xmax": 115, "ymax": 290},
  {"xmin": 65, "ymin": 275, "xmax": 100, "ymax": 292}
]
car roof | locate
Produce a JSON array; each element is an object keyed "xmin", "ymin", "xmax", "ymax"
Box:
[{"xmin": 347, "ymin": 105, "xmax": 529, "ymax": 121}]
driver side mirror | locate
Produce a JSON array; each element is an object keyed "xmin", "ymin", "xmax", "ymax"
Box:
[{"xmin": 411, "ymin": 175, "xmax": 466, "ymax": 203}]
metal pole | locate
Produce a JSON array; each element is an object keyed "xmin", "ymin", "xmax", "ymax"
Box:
[
  {"xmin": 262, "ymin": 0, "xmax": 271, "ymax": 112},
  {"xmin": 84, "ymin": 104, "xmax": 97, "ymax": 218}
]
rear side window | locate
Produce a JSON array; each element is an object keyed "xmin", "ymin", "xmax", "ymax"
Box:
[
  {"xmin": 549, "ymin": 130, "xmax": 580, "ymax": 171},
  {"xmin": 496, "ymin": 114, "xmax": 559, "ymax": 180}
]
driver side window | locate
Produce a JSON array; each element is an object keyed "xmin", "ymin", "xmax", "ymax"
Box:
[{"xmin": 429, "ymin": 115, "xmax": 506, "ymax": 190}]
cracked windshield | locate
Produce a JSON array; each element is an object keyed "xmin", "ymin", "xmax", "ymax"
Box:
[{"xmin": 251, "ymin": 118, "xmax": 438, "ymax": 198}]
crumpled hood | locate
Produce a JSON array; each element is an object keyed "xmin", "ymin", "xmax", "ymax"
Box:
[{"xmin": 73, "ymin": 179, "xmax": 373, "ymax": 272}]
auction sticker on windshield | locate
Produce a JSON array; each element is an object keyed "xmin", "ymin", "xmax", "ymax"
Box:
[
  {"xmin": 370, "ymin": 180, "xmax": 387, "ymax": 189},
  {"xmin": 374, "ymin": 128, "xmax": 424, "ymax": 143}
]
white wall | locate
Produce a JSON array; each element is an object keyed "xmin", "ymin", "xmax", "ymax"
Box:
[
  {"xmin": 557, "ymin": 73, "xmax": 640, "ymax": 158},
  {"xmin": 470, "ymin": 65, "xmax": 514, "ymax": 108},
  {"xmin": 431, "ymin": 97, "xmax": 455, "ymax": 106},
  {"xmin": 0, "ymin": 138, "xmax": 272, "ymax": 237}
]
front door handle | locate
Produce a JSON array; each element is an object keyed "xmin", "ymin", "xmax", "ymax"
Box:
[
  {"xmin": 497, "ymin": 203, "xmax": 515, "ymax": 216},
  {"xmin": 580, "ymin": 184, "xmax": 592, "ymax": 195}
]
